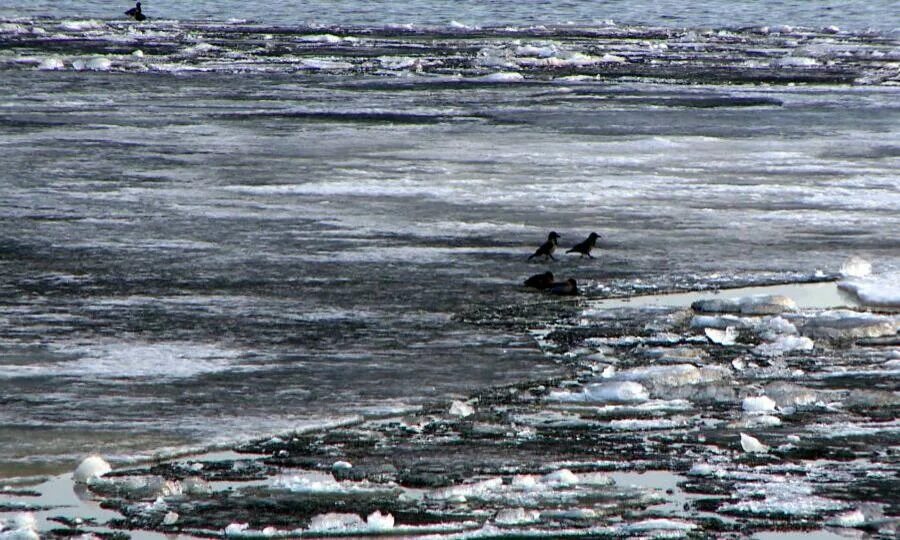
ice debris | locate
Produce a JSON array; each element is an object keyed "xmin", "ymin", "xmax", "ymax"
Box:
[
  {"xmin": 828, "ymin": 509, "xmax": 866, "ymax": 527},
  {"xmin": 799, "ymin": 310, "xmax": 897, "ymax": 339},
  {"xmin": 365, "ymin": 511, "xmax": 394, "ymax": 530},
  {"xmin": 0, "ymin": 514, "xmax": 38, "ymax": 540},
  {"xmin": 162, "ymin": 512, "xmax": 179, "ymax": 525},
  {"xmin": 742, "ymin": 395, "xmax": 777, "ymax": 413},
  {"xmin": 542, "ymin": 469, "xmax": 578, "ymax": 486},
  {"xmin": 838, "ymin": 273, "xmax": 900, "ymax": 309},
  {"xmin": 692, "ymin": 294, "xmax": 797, "ymax": 315},
  {"xmin": 73, "ymin": 455, "xmax": 111, "ymax": 484},
  {"xmin": 705, "ymin": 326, "xmax": 738, "ymax": 345},
  {"xmin": 494, "ymin": 508, "xmax": 541, "ymax": 525},
  {"xmin": 753, "ymin": 335, "xmax": 814, "ymax": 356},
  {"xmin": 739, "ymin": 433, "xmax": 769, "ymax": 453},
  {"xmin": 449, "ymin": 400, "xmax": 475, "ymax": 417},
  {"xmin": 224, "ymin": 522, "xmax": 249, "ymax": 536},
  {"xmin": 308, "ymin": 513, "xmax": 365, "ymax": 532},
  {"xmin": 549, "ymin": 381, "xmax": 649, "ymax": 403}
]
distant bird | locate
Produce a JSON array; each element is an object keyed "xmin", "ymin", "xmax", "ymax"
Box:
[
  {"xmin": 524, "ymin": 271, "xmax": 554, "ymax": 290},
  {"xmin": 528, "ymin": 231, "xmax": 560, "ymax": 261},
  {"xmin": 125, "ymin": 1, "xmax": 146, "ymax": 21},
  {"xmin": 566, "ymin": 232, "xmax": 601, "ymax": 259},
  {"xmin": 549, "ymin": 278, "xmax": 579, "ymax": 296}
]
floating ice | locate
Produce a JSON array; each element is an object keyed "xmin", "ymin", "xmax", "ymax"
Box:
[
  {"xmin": 742, "ymin": 395, "xmax": 777, "ymax": 413},
  {"xmin": 693, "ymin": 294, "xmax": 797, "ymax": 315},
  {"xmin": 73, "ymin": 455, "xmax": 111, "ymax": 484},
  {"xmin": 0, "ymin": 513, "xmax": 38, "ymax": 540},
  {"xmin": 827, "ymin": 509, "xmax": 866, "ymax": 527},
  {"xmin": 739, "ymin": 433, "xmax": 769, "ymax": 453},
  {"xmin": 308, "ymin": 513, "xmax": 364, "ymax": 532},
  {"xmin": 722, "ymin": 481, "xmax": 847, "ymax": 517},
  {"xmin": 622, "ymin": 518, "xmax": 697, "ymax": 532},
  {"xmin": 756, "ymin": 316, "xmax": 798, "ymax": 340},
  {"xmin": 299, "ymin": 34, "xmax": 357, "ymax": 44},
  {"xmin": 332, "ymin": 460, "xmax": 353, "ymax": 470},
  {"xmin": 614, "ymin": 364, "xmax": 728, "ymax": 387},
  {"xmin": 571, "ymin": 381, "xmax": 650, "ymax": 403},
  {"xmin": 449, "ymin": 400, "xmax": 475, "ymax": 417},
  {"xmin": 37, "ymin": 57, "xmax": 64, "ymax": 70},
  {"xmin": 60, "ymin": 20, "xmax": 105, "ymax": 31},
  {"xmin": 705, "ymin": 326, "xmax": 738, "ymax": 345},
  {"xmin": 799, "ymin": 310, "xmax": 897, "ymax": 339},
  {"xmin": 691, "ymin": 315, "xmax": 751, "ymax": 329},
  {"xmin": 753, "ymin": 335, "xmax": 814, "ymax": 356},
  {"xmin": 494, "ymin": 508, "xmax": 541, "ymax": 525},
  {"xmin": 71, "ymin": 57, "xmax": 111, "ymax": 70},
  {"xmin": 365, "ymin": 511, "xmax": 394, "ymax": 530},
  {"xmin": 224, "ymin": 523, "xmax": 249, "ymax": 536},
  {"xmin": 515, "ymin": 45, "xmax": 556, "ymax": 58},
  {"xmin": 163, "ymin": 512, "xmax": 179, "ymax": 525},
  {"xmin": 478, "ymin": 71, "xmax": 524, "ymax": 82},
  {"xmin": 837, "ymin": 274, "xmax": 900, "ymax": 309},
  {"xmin": 774, "ymin": 56, "xmax": 820, "ymax": 67},
  {"xmin": 542, "ymin": 469, "xmax": 578, "ymax": 486}
]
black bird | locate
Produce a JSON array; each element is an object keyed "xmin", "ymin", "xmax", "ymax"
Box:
[
  {"xmin": 549, "ymin": 278, "xmax": 579, "ymax": 296},
  {"xmin": 524, "ymin": 271, "xmax": 554, "ymax": 290},
  {"xmin": 566, "ymin": 232, "xmax": 601, "ymax": 258},
  {"xmin": 528, "ymin": 231, "xmax": 560, "ymax": 261},
  {"xmin": 125, "ymin": 2, "xmax": 146, "ymax": 21}
]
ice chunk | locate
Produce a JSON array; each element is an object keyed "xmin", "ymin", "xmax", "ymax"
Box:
[
  {"xmin": 542, "ymin": 469, "xmax": 578, "ymax": 486},
  {"xmin": 756, "ymin": 316, "xmax": 798, "ymax": 340},
  {"xmin": 753, "ymin": 335, "xmax": 814, "ymax": 356},
  {"xmin": 449, "ymin": 400, "xmax": 475, "ymax": 417},
  {"xmin": 705, "ymin": 326, "xmax": 738, "ymax": 345},
  {"xmin": 742, "ymin": 395, "xmax": 777, "ymax": 413},
  {"xmin": 583, "ymin": 381, "xmax": 649, "ymax": 402},
  {"xmin": 495, "ymin": 508, "xmax": 541, "ymax": 525},
  {"xmin": 692, "ymin": 315, "xmax": 748, "ymax": 330},
  {"xmin": 332, "ymin": 460, "xmax": 353, "ymax": 470},
  {"xmin": 799, "ymin": 310, "xmax": 897, "ymax": 339},
  {"xmin": 73, "ymin": 455, "xmax": 111, "ymax": 484},
  {"xmin": 163, "ymin": 512, "xmax": 179, "ymax": 525},
  {"xmin": 0, "ymin": 513, "xmax": 39, "ymax": 539},
  {"xmin": 614, "ymin": 364, "xmax": 728, "ymax": 387},
  {"xmin": 623, "ymin": 518, "xmax": 696, "ymax": 532},
  {"xmin": 308, "ymin": 513, "xmax": 365, "ymax": 532},
  {"xmin": 693, "ymin": 294, "xmax": 796, "ymax": 315},
  {"xmin": 840, "ymin": 256, "xmax": 872, "ymax": 277},
  {"xmin": 828, "ymin": 509, "xmax": 866, "ymax": 527},
  {"xmin": 774, "ymin": 56, "xmax": 819, "ymax": 67},
  {"xmin": 740, "ymin": 433, "xmax": 769, "ymax": 453},
  {"xmin": 365, "ymin": 511, "xmax": 394, "ymax": 530},
  {"xmin": 838, "ymin": 274, "xmax": 900, "ymax": 309},
  {"xmin": 478, "ymin": 72, "xmax": 524, "ymax": 82},
  {"xmin": 37, "ymin": 57, "xmax": 64, "ymax": 70},
  {"xmin": 224, "ymin": 523, "xmax": 249, "ymax": 536}
]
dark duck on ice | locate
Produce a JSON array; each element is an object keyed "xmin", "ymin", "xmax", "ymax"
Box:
[
  {"xmin": 567, "ymin": 232, "xmax": 601, "ymax": 258},
  {"xmin": 524, "ymin": 271, "xmax": 554, "ymax": 290},
  {"xmin": 549, "ymin": 278, "xmax": 579, "ymax": 296},
  {"xmin": 528, "ymin": 231, "xmax": 560, "ymax": 261},
  {"xmin": 125, "ymin": 2, "xmax": 146, "ymax": 21}
]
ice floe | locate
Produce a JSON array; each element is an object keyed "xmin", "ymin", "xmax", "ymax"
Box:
[
  {"xmin": 838, "ymin": 273, "xmax": 900, "ymax": 309},
  {"xmin": 549, "ymin": 381, "xmax": 649, "ymax": 403},
  {"xmin": 739, "ymin": 433, "xmax": 769, "ymax": 453},
  {"xmin": 742, "ymin": 395, "xmax": 777, "ymax": 413},
  {"xmin": 449, "ymin": 400, "xmax": 475, "ymax": 417},
  {"xmin": 494, "ymin": 507, "xmax": 541, "ymax": 525},
  {"xmin": 799, "ymin": 310, "xmax": 897, "ymax": 339},
  {"xmin": 73, "ymin": 455, "xmax": 111, "ymax": 484},
  {"xmin": 0, "ymin": 514, "xmax": 38, "ymax": 540},
  {"xmin": 705, "ymin": 326, "xmax": 738, "ymax": 345},
  {"xmin": 692, "ymin": 294, "xmax": 797, "ymax": 315},
  {"xmin": 753, "ymin": 335, "xmax": 814, "ymax": 356}
]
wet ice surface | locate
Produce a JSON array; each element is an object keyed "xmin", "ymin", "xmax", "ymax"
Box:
[
  {"xmin": 5, "ymin": 281, "xmax": 896, "ymax": 538},
  {"xmin": 0, "ymin": 13, "xmax": 899, "ymax": 540}
]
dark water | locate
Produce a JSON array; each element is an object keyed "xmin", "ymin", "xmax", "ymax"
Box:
[{"xmin": 0, "ymin": 17, "xmax": 898, "ymax": 476}]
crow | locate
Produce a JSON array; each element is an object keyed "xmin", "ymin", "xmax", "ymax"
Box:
[
  {"xmin": 566, "ymin": 232, "xmax": 601, "ymax": 258},
  {"xmin": 528, "ymin": 231, "xmax": 560, "ymax": 261}
]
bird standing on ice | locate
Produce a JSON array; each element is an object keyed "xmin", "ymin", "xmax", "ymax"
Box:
[
  {"xmin": 125, "ymin": 2, "xmax": 147, "ymax": 21},
  {"xmin": 528, "ymin": 231, "xmax": 560, "ymax": 261},
  {"xmin": 566, "ymin": 232, "xmax": 601, "ymax": 258}
]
